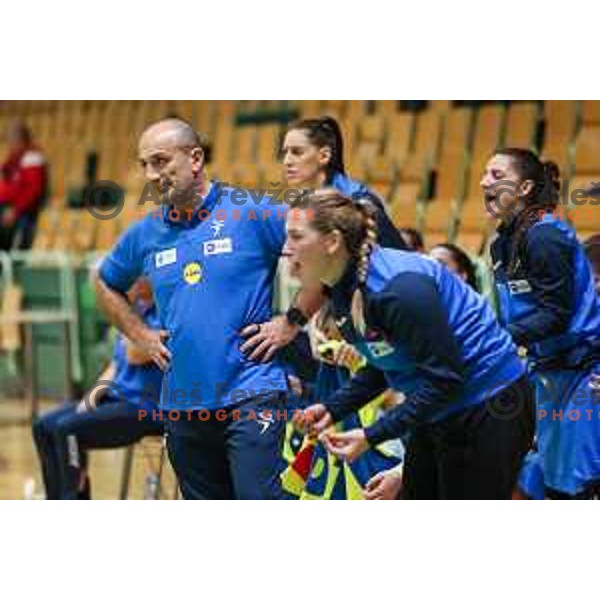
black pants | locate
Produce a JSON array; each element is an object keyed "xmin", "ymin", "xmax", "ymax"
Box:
[
  {"xmin": 0, "ymin": 207, "xmax": 38, "ymax": 251},
  {"xmin": 545, "ymin": 483, "xmax": 600, "ymax": 499},
  {"xmin": 402, "ymin": 375, "xmax": 534, "ymax": 499}
]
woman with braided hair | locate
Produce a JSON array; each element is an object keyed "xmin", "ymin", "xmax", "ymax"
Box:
[
  {"xmin": 261, "ymin": 116, "xmax": 408, "ymax": 498},
  {"xmin": 286, "ymin": 189, "xmax": 533, "ymax": 499},
  {"xmin": 481, "ymin": 148, "xmax": 600, "ymax": 499}
]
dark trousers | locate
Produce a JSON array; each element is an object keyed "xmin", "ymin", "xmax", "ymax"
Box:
[
  {"xmin": 545, "ymin": 482, "xmax": 600, "ymax": 499},
  {"xmin": 0, "ymin": 207, "xmax": 38, "ymax": 251},
  {"xmin": 166, "ymin": 395, "xmax": 289, "ymax": 500},
  {"xmin": 32, "ymin": 397, "xmax": 163, "ymax": 499},
  {"xmin": 402, "ymin": 375, "xmax": 534, "ymax": 499}
]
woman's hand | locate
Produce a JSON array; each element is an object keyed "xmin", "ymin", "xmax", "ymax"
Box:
[
  {"xmin": 364, "ymin": 467, "xmax": 403, "ymax": 500},
  {"xmin": 320, "ymin": 428, "xmax": 369, "ymax": 463},
  {"xmin": 293, "ymin": 403, "xmax": 333, "ymax": 436}
]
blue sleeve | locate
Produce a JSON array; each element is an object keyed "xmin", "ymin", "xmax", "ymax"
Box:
[
  {"xmin": 98, "ymin": 222, "xmax": 146, "ymax": 293},
  {"xmin": 362, "ymin": 272, "xmax": 465, "ymax": 446},
  {"xmin": 508, "ymin": 224, "xmax": 575, "ymax": 346},
  {"xmin": 324, "ymin": 364, "xmax": 389, "ymax": 422}
]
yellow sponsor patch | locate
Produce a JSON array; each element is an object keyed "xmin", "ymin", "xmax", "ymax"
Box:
[{"xmin": 183, "ymin": 261, "xmax": 203, "ymax": 285}]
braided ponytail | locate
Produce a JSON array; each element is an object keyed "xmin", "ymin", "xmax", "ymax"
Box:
[
  {"xmin": 355, "ymin": 200, "xmax": 377, "ymax": 283},
  {"xmin": 351, "ymin": 199, "xmax": 377, "ymax": 336}
]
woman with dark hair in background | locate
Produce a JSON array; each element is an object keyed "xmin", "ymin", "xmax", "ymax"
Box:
[
  {"xmin": 481, "ymin": 147, "xmax": 600, "ymax": 499},
  {"xmin": 429, "ymin": 243, "xmax": 479, "ymax": 291},
  {"xmin": 282, "ymin": 116, "xmax": 406, "ymax": 251}
]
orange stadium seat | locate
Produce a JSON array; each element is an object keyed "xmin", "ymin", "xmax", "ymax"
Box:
[
  {"xmin": 573, "ymin": 126, "xmax": 600, "ymax": 174},
  {"xmin": 582, "ymin": 101, "xmax": 600, "ymax": 126},
  {"xmin": 455, "ymin": 200, "xmax": 493, "ymax": 255},
  {"xmin": 366, "ymin": 157, "xmax": 397, "ymax": 203},
  {"xmin": 504, "ymin": 102, "xmax": 540, "ymax": 150},
  {"xmin": 256, "ymin": 124, "xmax": 282, "ymax": 166},
  {"xmin": 232, "ymin": 125, "xmax": 257, "ymax": 164},
  {"xmin": 568, "ymin": 202, "xmax": 600, "ymax": 240},
  {"xmin": 31, "ymin": 207, "xmax": 58, "ymax": 252},
  {"xmin": 95, "ymin": 218, "xmax": 120, "ymax": 252},
  {"xmin": 72, "ymin": 211, "xmax": 98, "ymax": 253},
  {"xmin": 388, "ymin": 182, "xmax": 423, "ymax": 229},
  {"xmin": 384, "ymin": 112, "xmax": 415, "ymax": 166},
  {"xmin": 464, "ymin": 104, "xmax": 506, "ymax": 202},
  {"xmin": 400, "ymin": 108, "xmax": 442, "ymax": 184},
  {"xmin": 356, "ymin": 114, "xmax": 385, "ymax": 165},
  {"xmin": 321, "ymin": 100, "xmax": 348, "ymax": 120},
  {"xmin": 376, "ymin": 100, "xmax": 400, "ymax": 117},
  {"xmin": 192, "ymin": 100, "xmax": 213, "ymax": 136},
  {"xmin": 297, "ymin": 100, "xmax": 321, "ymax": 117},
  {"xmin": 542, "ymin": 100, "xmax": 579, "ymax": 176},
  {"xmin": 566, "ymin": 174, "xmax": 600, "ymax": 240},
  {"xmin": 431, "ymin": 106, "xmax": 473, "ymax": 203},
  {"xmin": 423, "ymin": 198, "xmax": 458, "ymax": 244}
]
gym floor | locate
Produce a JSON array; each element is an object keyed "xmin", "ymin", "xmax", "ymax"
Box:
[{"xmin": 0, "ymin": 398, "xmax": 178, "ymax": 500}]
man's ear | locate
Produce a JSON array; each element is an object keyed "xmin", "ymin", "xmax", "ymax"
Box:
[
  {"xmin": 520, "ymin": 179, "xmax": 535, "ymax": 197},
  {"xmin": 191, "ymin": 147, "xmax": 205, "ymax": 175}
]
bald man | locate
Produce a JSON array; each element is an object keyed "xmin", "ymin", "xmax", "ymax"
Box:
[{"xmin": 95, "ymin": 118, "xmax": 319, "ymax": 499}]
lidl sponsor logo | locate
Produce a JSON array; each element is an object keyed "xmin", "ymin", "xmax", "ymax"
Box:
[{"xmin": 183, "ymin": 262, "xmax": 203, "ymax": 285}]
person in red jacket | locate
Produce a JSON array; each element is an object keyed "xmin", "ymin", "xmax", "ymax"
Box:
[{"xmin": 0, "ymin": 120, "xmax": 48, "ymax": 250}]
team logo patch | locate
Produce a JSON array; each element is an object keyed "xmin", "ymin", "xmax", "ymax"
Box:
[
  {"xmin": 366, "ymin": 340, "xmax": 395, "ymax": 358},
  {"xmin": 363, "ymin": 328, "xmax": 394, "ymax": 357},
  {"xmin": 210, "ymin": 220, "xmax": 225, "ymax": 237},
  {"xmin": 155, "ymin": 248, "xmax": 177, "ymax": 268},
  {"xmin": 183, "ymin": 262, "xmax": 203, "ymax": 285},
  {"xmin": 507, "ymin": 279, "xmax": 532, "ymax": 295},
  {"xmin": 203, "ymin": 237, "xmax": 233, "ymax": 256}
]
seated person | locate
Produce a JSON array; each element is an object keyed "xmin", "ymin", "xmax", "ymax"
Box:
[{"xmin": 32, "ymin": 278, "xmax": 164, "ymax": 499}]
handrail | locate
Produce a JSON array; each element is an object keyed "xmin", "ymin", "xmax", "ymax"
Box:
[{"xmin": 8, "ymin": 250, "xmax": 82, "ymax": 383}]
